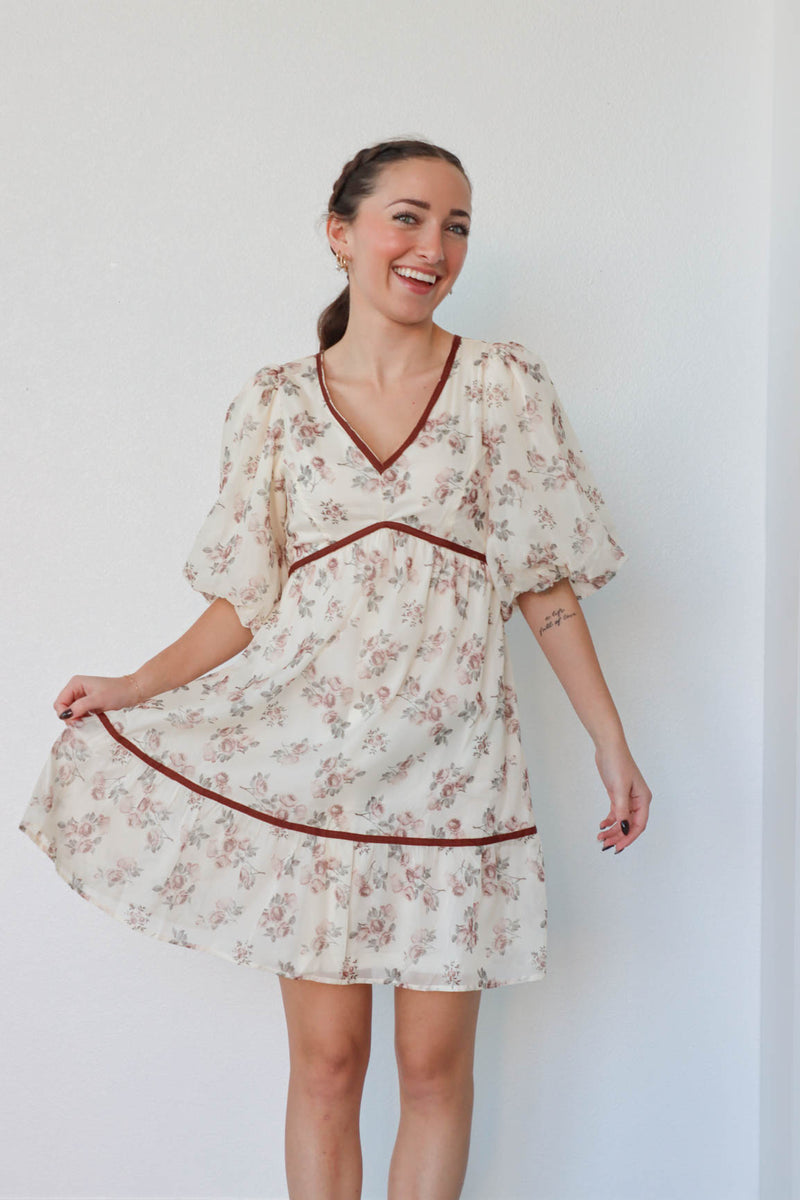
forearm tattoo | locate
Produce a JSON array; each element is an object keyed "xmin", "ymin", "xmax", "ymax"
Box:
[{"xmin": 537, "ymin": 606, "xmax": 578, "ymax": 638}]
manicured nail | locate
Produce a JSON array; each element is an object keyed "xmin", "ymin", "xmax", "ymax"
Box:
[
  {"xmin": 59, "ymin": 709, "xmax": 72, "ymax": 719},
  {"xmin": 602, "ymin": 844, "xmax": 612, "ymax": 851},
  {"xmin": 620, "ymin": 819, "xmax": 630, "ymax": 836}
]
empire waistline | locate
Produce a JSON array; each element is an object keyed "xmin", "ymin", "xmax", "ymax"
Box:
[{"xmin": 286, "ymin": 521, "xmax": 487, "ymax": 579}]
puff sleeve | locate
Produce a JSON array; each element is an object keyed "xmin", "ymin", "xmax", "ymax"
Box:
[
  {"xmin": 484, "ymin": 341, "xmax": 626, "ymax": 620},
  {"xmin": 182, "ymin": 371, "xmax": 286, "ymax": 632}
]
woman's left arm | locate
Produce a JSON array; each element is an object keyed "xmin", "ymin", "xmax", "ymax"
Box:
[{"xmin": 517, "ymin": 578, "xmax": 652, "ymax": 854}]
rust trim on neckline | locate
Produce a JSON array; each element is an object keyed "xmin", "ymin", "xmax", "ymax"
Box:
[
  {"xmin": 287, "ymin": 521, "xmax": 487, "ymax": 578},
  {"xmin": 95, "ymin": 710, "xmax": 536, "ymax": 849},
  {"xmin": 315, "ymin": 333, "xmax": 461, "ymax": 474}
]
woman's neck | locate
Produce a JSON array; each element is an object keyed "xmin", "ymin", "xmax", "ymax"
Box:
[{"xmin": 325, "ymin": 309, "xmax": 452, "ymax": 386}]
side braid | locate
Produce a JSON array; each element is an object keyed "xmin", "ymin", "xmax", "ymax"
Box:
[{"xmin": 327, "ymin": 143, "xmax": 402, "ymax": 233}]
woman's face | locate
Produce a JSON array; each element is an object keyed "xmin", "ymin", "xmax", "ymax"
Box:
[{"xmin": 328, "ymin": 157, "xmax": 472, "ymax": 326}]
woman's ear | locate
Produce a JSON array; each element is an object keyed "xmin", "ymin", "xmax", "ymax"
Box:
[{"xmin": 326, "ymin": 212, "xmax": 350, "ymax": 259}]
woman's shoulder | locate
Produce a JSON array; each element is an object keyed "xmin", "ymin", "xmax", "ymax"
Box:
[
  {"xmin": 462, "ymin": 337, "xmax": 550, "ymax": 383},
  {"xmin": 222, "ymin": 351, "xmax": 319, "ymax": 426},
  {"xmin": 249, "ymin": 349, "xmax": 318, "ymax": 393},
  {"xmin": 222, "ymin": 351, "xmax": 314, "ymax": 431},
  {"xmin": 463, "ymin": 335, "xmax": 544, "ymax": 361}
]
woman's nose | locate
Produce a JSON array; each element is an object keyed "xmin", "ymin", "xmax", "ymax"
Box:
[{"xmin": 416, "ymin": 225, "xmax": 445, "ymax": 262}]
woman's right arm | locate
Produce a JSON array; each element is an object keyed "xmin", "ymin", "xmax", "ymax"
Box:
[{"xmin": 53, "ymin": 597, "xmax": 253, "ymax": 725}]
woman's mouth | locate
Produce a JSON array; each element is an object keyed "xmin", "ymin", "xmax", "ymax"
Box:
[{"xmin": 392, "ymin": 266, "xmax": 438, "ymax": 294}]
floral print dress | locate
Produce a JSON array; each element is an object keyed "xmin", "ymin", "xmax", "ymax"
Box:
[{"xmin": 19, "ymin": 336, "xmax": 626, "ymax": 991}]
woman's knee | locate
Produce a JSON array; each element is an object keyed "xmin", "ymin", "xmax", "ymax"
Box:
[
  {"xmin": 293, "ymin": 1039, "xmax": 370, "ymax": 1103},
  {"xmin": 280, "ymin": 977, "xmax": 372, "ymax": 1101},
  {"xmin": 393, "ymin": 988, "xmax": 480, "ymax": 1104},
  {"xmin": 395, "ymin": 1041, "xmax": 475, "ymax": 1105}
]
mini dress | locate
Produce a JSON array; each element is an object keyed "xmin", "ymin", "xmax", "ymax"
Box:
[{"xmin": 19, "ymin": 335, "xmax": 626, "ymax": 991}]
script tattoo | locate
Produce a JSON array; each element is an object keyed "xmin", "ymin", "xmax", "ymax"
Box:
[{"xmin": 537, "ymin": 607, "xmax": 577, "ymax": 638}]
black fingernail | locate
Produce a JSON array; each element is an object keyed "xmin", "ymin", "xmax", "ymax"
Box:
[
  {"xmin": 620, "ymin": 819, "xmax": 630, "ymax": 836},
  {"xmin": 59, "ymin": 709, "xmax": 72, "ymax": 719},
  {"xmin": 602, "ymin": 844, "xmax": 612, "ymax": 851}
]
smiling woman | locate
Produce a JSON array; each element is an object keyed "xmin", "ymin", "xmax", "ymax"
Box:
[
  {"xmin": 19, "ymin": 135, "xmax": 650, "ymax": 1200},
  {"xmin": 318, "ymin": 141, "xmax": 472, "ymax": 354}
]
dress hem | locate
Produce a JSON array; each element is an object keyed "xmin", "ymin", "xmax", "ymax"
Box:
[{"xmin": 19, "ymin": 820, "xmax": 547, "ymax": 993}]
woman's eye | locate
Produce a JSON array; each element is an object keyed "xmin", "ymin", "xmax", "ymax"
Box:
[{"xmin": 393, "ymin": 212, "xmax": 470, "ymax": 237}]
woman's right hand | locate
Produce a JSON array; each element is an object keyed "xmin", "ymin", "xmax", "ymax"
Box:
[{"xmin": 53, "ymin": 675, "xmax": 140, "ymax": 725}]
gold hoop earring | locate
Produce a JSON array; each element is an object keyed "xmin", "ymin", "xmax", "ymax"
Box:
[{"xmin": 335, "ymin": 250, "xmax": 350, "ymax": 274}]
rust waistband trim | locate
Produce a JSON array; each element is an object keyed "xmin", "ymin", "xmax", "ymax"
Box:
[
  {"xmin": 287, "ymin": 521, "xmax": 487, "ymax": 579},
  {"xmin": 95, "ymin": 711, "xmax": 536, "ymax": 849}
]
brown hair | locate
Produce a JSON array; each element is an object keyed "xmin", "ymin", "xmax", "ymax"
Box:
[{"xmin": 317, "ymin": 138, "xmax": 471, "ymax": 351}]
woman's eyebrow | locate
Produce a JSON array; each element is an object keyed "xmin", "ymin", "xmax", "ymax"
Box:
[{"xmin": 385, "ymin": 198, "xmax": 471, "ymax": 219}]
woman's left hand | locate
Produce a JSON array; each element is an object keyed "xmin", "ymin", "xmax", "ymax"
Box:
[{"xmin": 594, "ymin": 740, "xmax": 652, "ymax": 854}]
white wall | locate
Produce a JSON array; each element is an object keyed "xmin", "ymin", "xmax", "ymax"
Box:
[
  {"xmin": 761, "ymin": 0, "xmax": 800, "ymax": 1197},
  {"xmin": 1, "ymin": 2, "xmax": 773, "ymax": 1197}
]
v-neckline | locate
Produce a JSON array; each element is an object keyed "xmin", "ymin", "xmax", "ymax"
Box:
[{"xmin": 315, "ymin": 333, "xmax": 462, "ymax": 475}]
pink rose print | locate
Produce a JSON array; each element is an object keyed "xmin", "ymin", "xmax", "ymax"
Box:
[
  {"xmin": 361, "ymin": 728, "xmax": 388, "ymax": 755},
  {"xmin": 299, "ymin": 849, "xmax": 344, "ymax": 894},
  {"xmin": 340, "ymin": 956, "xmax": 360, "ymax": 984},
  {"xmin": 489, "ymin": 919, "xmax": 520, "ymax": 955},
  {"xmin": 311, "ymin": 754, "xmax": 365, "ymax": 801},
  {"xmin": 125, "ymin": 904, "xmax": 151, "ymax": 932},
  {"xmin": 100, "ymin": 857, "xmax": 141, "ymax": 887},
  {"xmin": 269, "ymin": 792, "xmax": 309, "ymax": 823},
  {"xmin": 153, "ymin": 861, "xmax": 200, "ymax": 909},
  {"xmin": 452, "ymin": 902, "xmax": 479, "ymax": 952},
  {"xmin": 300, "ymin": 919, "xmax": 343, "ymax": 958},
  {"xmin": 290, "ymin": 410, "xmax": 329, "ymax": 449},
  {"xmin": 354, "ymin": 904, "xmax": 397, "ymax": 951},
  {"xmin": 205, "ymin": 820, "xmax": 255, "ymax": 870},
  {"xmin": 427, "ymin": 764, "xmax": 474, "ymax": 813},
  {"xmin": 416, "ymin": 627, "xmax": 449, "ymax": 662},
  {"xmin": 58, "ymin": 811, "xmax": 110, "ymax": 855},
  {"xmin": 380, "ymin": 754, "xmax": 423, "ymax": 785},
  {"xmin": 258, "ymin": 892, "xmax": 298, "ymax": 941},
  {"xmin": 201, "ymin": 898, "xmax": 244, "ymax": 929},
  {"xmin": 320, "ymin": 498, "xmax": 346, "ymax": 523},
  {"xmin": 493, "ymin": 684, "xmax": 521, "ymax": 735},
  {"xmin": 204, "ymin": 724, "xmax": 260, "ymax": 764},
  {"xmin": 401, "ymin": 600, "xmax": 425, "ymax": 625},
  {"xmin": 430, "ymin": 468, "xmax": 463, "ymax": 504},
  {"xmin": 381, "ymin": 465, "xmax": 411, "ymax": 501},
  {"xmin": 456, "ymin": 633, "xmax": 486, "ymax": 685},
  {"xmin": 233, "ymin": 941, "xmax": 254, "ymax": 965},
  {"xmin": 405, "ymin": 928, "xmax": 437, "ymax": 963},
  {"xmin": 442, "ymin": 961, "xmax": 463, "ymax": 987},
  {"xmin": 456, "ymin": 467, "xmax": 486, "ymax": 526},
  {"xmin": 204, "ymin": 534, "xmax": 243, "ymax": 576}
]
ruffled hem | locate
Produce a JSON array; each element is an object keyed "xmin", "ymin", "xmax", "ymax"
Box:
[
  {"xmin": 20, "ymin": 715, "xmax": 548, "ymax": 992},
  {"xmin": 19, "ymin": 820, "xmax": 546, "ymax": 991}
]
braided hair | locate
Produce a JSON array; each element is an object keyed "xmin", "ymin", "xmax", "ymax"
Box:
[{"xmin": 317, "ymin": 138, "xmax": 471, "ymax": 351}]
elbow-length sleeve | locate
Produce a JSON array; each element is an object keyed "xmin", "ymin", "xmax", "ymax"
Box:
[
  {"xmin": 182, "ymin": 371, "xmax": 286, "ymax": 631},
  {"xmin": 483, "ymin": 341, "xmax": 627, "ymax": 619}
]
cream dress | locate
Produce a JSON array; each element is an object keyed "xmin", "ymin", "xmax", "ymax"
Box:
[{"xmin": 19, "ymin": 335, "xmax": 626, "ymax": 990}]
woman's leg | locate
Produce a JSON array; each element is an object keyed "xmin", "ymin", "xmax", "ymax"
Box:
[
  {"xmin": 388, "ymin": 986, "xmax": 482, "ymax": 1200},
  {"xmin": 278, "ymin": 976, "xmax": 373, "ymax": 1200}
]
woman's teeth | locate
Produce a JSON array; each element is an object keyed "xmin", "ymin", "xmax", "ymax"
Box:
[{"xmin": 393, "ymin": 267, "xmax": 437, "ymax": 285}]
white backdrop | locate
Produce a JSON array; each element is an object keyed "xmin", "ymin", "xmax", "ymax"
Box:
[{"xmin": 1, "ymin": 2, "xmax": 776, "ymax": 1198}]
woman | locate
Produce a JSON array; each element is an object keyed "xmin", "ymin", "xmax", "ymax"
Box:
[{"xmin": 20, "ymin": 137, "xmax": 651, "ymax": 1200}]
